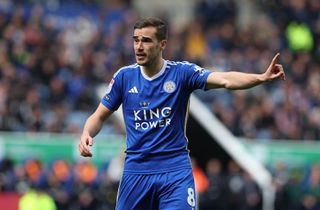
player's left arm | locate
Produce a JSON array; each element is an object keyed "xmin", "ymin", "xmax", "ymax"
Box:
[{"xmin": 206, "ymin": 53, "xmax": 285, "ymax": 90}]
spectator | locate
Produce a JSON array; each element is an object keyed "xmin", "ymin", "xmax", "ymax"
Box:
[
  {"xmin": 191, "ymin": 157, "xmax": 209, "ymax": 194},
  {"xmin": 19, "ymin": 183, "xmax": 57, "ymax": 210},
  {"xmin": 225, "ymin": 160, "xmax": 245, "ymax": 210},
  {"xmin": 200, "ymin": 158, "xmax": 227, "ymax": 210}
]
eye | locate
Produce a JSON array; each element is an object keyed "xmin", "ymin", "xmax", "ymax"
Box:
[{"xmin": 142, "ymin": 38, "xmax": 152, "ymax": 43}]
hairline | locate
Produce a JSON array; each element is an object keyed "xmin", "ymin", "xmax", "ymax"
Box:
[{"xmin": 133, "ymin": 18, "xmax": 168, "ymax": 41}]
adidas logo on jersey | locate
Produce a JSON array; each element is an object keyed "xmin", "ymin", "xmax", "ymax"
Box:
[{"xmin": 128, "ymin": 86, "xmax": 138, "ymax": 93}]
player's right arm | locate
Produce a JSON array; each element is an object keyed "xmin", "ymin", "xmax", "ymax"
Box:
[{"xmin": 79, "ymin": 103, "xmax": 113, "ymax": 157}]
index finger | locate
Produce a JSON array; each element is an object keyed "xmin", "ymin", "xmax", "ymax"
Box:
[{"xmin": 271, "ymin": 53, "xmax": 280, "ymax": 67}]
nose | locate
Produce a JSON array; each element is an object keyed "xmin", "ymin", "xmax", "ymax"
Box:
[{"xmin": 137, "ymin": 41, "xmax": 143, "ymax": 51}]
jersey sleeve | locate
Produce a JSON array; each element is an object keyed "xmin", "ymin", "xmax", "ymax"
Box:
[
  {"xmin": 101, "ymin": 71, "xmax": 123, "ymax": 111},
  {"xmin": 184, "ymin": 63, "xmax": 211, "ymax": 92}
]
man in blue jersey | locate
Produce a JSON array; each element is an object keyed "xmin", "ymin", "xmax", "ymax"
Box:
[{"xmin": 78, "ymin": 17, "xmax": 285, "ymax": 210}]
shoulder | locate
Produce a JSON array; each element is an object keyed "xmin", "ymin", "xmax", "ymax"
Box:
[
  {"xmin": 167, "ymin": 60, "xmax": 199, "ymax": 73},
  {"xmin": 167, "ymin": 60, "xmax": 195, "ymax": 69},
  {"xmin": 113, "ymin": 63, "xmax": 139, "ymax": 78}
]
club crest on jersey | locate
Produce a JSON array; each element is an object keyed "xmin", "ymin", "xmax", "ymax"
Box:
[{"xmin": 163, "ymin": 81, "xmax": 176, "ymax": 93}]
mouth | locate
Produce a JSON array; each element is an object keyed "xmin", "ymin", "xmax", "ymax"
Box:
[{"xmin": 136, "ymin": 53, "xmax": 146, "ymax": 60}]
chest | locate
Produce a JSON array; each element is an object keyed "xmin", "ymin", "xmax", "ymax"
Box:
[{"xmin": 123, "ymin": 76, "xmax": 181, "ymax": 111}]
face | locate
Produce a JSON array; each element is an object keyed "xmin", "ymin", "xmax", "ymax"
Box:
[{"xmin": 133, "ymin": 26, "xmax": 166, "ymax": 66}]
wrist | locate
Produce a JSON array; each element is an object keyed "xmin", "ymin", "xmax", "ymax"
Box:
[
  {"xmin": 258, "ymin": 73, "xmax": 268, "ymax": 83},
  {"xmin": 82, "ymin": 130, "xmax": 90, "ymax": 137}
]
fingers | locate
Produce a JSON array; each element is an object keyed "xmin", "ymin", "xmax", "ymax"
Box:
[
  {"xmin": 79, "ymin": 144, "xmax": 92, "ymax": 157},
  {"xmin": 87, "ymin": 137, "xmax": 93, "ymax": 146},
  {"xmin": 277, "ymin": 64, "xmax": 286, "ymax": 80},
  {"xmin": 266, "ymin": 53, "xmax": 285, "ymax": 82},
  {"xmin": 79, "ymin": 142, "xmax": 92, "ymax": 157},
  {"xmin": 270, "ymin": 53, "xmax": 280, "ymax": 67},
  {"xmin": 78, "ymin": 136, "xmax": 93, "ymax": 157},
  {"xmin": 274, "ymin": 64, "xmax": 286, "ymax": 81}
]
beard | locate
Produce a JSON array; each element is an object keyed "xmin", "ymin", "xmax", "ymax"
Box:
[
  {"xmin": 136, "ymin": 53, "xmax": 158, "ymax": 67},
  {"xmin": 136, "ymin": 58, "xmax": 148, "ymax": 66}
]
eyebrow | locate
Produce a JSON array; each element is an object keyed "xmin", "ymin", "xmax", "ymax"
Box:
[{"xmin": 132, "ymin": 36, "xmax": 153, "ymax": 41}]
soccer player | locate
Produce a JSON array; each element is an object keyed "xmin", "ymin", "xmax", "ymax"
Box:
[{"xmin": 78, "ymin": 17, "xmax": 285, "ymax": 210}]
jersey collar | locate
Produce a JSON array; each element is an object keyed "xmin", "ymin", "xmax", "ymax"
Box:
[{"xmin": 140, "ymin": 60, "xmax": 167, "ymax": 81}]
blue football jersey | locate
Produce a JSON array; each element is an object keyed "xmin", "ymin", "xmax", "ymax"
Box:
[{"xmin": 101, "ymin": 60, "xmax": 211, "ymax": 174}]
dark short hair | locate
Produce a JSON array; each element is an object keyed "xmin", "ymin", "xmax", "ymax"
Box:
[{"xmin": 133, "ymin": 17, "xmax": 168, "ymax": 41}]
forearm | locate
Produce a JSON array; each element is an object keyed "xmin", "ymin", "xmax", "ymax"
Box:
[
  {"xmin": 223, "ymin": 71, "xmax": 267, "ymax": 90},
  {"xmin": 82, "ymin": 103, "xmax": 113, "ymax": 137},
  {"xmin": 82, "ymin": 114, "xmax": 105, "ymax": 137},
  {"xmin": 206, "ymin": 71, "xmax": 267, "ymax": 90}
]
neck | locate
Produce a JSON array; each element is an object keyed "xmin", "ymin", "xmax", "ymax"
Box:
[{"xmin": 141, "ymin": 58, "xmax": 164, "ymax": 78}]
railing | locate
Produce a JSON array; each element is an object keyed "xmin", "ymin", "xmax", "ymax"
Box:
[{"xmin": 0, "ymin": 132, "xmax": 125, "ymax": 166}]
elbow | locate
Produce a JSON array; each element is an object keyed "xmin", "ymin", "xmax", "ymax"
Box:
[
  {"xmin": 219, "ymin": 76, "xmax": 238, "ymax": 90},
  {"xmin": 223, "ymin": 81, "xmax": 236, "ymax": 90},
  {"xmin": 224, "ymin": 84, "xmax": 233, "ymax": 90},
  {"xmin": 224, "ymin": 83, "xmax": 245, "ymax": 90}
]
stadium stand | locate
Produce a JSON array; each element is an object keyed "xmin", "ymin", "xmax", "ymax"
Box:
[{"xmin": 0, "ymin": 0, "xmax": 319, "ymax": 210}]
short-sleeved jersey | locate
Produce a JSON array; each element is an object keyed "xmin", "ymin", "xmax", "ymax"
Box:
[{"xmin": 101, "ymin": 60, "xmax": 210, "ymax": 174}]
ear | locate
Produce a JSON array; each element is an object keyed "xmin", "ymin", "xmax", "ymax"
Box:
[{"xmin": 160, "ymin": 40, "xmax": 167, "ymax": 50}]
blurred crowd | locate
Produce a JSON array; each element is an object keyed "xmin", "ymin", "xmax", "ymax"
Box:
[
  {"xmin": 192, "ymin": 158, "xmax": 320, "ymax": 210},
  {"xmin": 0, "ymin": 157, "xmax": 123, "ymax": 210},
  {"xmin": 0, "ymin": 0, "xmax": 134, "ymax": 134},
  {"xmin": 193, "ymin": 0, "xmax": 320, "ymax": 140},
  {"xmin": 0, "ymin": 0, "xmax": 319, "ymax": 139},
  {"xmin": 1, "ymin": 156, "xmax": 320, "ymax": 210},
  {"xmin": 0, "ymin": 0, "xmax": 319, "ymax": 209}
]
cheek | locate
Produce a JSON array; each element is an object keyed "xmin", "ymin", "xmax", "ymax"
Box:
[
  {"xmin": 148, "ymin": 46, "xmax": 159, "ymax": 54},
  {"xmin": 148, "ymin": 49, "xmax": 157, "ymax": 58}
]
